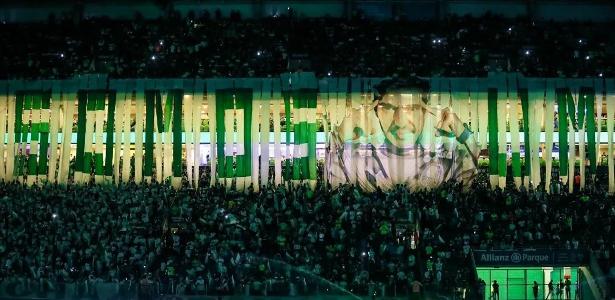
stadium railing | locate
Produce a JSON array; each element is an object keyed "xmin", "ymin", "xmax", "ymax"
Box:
[{"xmin": 588, "ymin": 251, "xmax": 610, "ymax": 298}]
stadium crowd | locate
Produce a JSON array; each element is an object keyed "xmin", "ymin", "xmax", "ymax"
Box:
[
  {"xmin": 0, "ymin": 173, "xmax": 614, "ymax": 298},
  {"xmin": 1, "ymin": 7, "xmax": 615, "ymax": 299},
  {"xmin": 0, "ymin": 11, "xmax": 614, "ymax": 80}
]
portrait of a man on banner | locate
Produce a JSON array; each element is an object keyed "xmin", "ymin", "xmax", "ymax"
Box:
[{"xmin": 328, "ymin": 77, "xmax": 480, "ymax": 191}]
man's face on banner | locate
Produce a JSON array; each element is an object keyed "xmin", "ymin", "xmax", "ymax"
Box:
[{"xmin": 375, "ymin": 92, "xmax": 426, "ymax": 148}]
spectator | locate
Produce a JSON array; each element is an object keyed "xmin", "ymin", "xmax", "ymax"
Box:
[
  {"xmin": 565, "ymin": 277, "xmax": 572, "ymax": 300},
  {"xmin": 411, "ymin": 279, "xmax": 422, "ymax": 299},
  {"xmin": 492, "ymin": 280, "xmax": 499, "ymax": 300},
  {"xmin": 546, "ymin": 279, "xmax": 554, "ymax": 299}
]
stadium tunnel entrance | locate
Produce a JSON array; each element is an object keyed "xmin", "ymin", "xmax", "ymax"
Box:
[
  {"xmin": 472, "ymin": 249, "xmax": 586, "ymax": 300},
  {"xmin": 476, "ymin": 266, "xmax": 579, "ymax": 300}
]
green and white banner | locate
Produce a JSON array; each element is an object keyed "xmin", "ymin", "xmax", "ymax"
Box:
[
  {"xmin": 74, "ymin": 90, "xmax": 108, "ymax": 184},
  {"xmin": 291, "ymin": 89, "xmax": 318, "ymax": 185},
  {"xmin": 13, "ymin": 90, "xmax": 52, "ymax": 184},
  {"xmin": 143, "ymin": 84, "xmax": 185, "ymax": 186},
  {"xmin": 0, "ymin": 74, "xmax": 612, "ymax": 194},
  {"xmin": 215, "ymin": 88, "xmax": 253, "ymax": 189}
]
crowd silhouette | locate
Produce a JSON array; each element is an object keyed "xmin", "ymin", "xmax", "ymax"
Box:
[{"xmin": 1, "ymin": 12, "xmax": 613, "ymax": 80}]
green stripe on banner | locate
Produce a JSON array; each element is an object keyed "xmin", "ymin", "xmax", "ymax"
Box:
[
  {"xmin": 283, "ymin": 92, "xmax": 292, "ymax": 181},
  {"xmin": 155, "ymin": 91, "xmax": 164, "ymax": 132},
  {"xmin": 172, "ymin": 89, "xmax": 183, "ymax": 177},
  {"xmin": 301, "ymin": 95, "xmax": 308, "ymax": 180},
  {"xmin": 14, "ymin": 92, "xmax": 24, "ymax": 177},
  {"xmin": 215, "ymin": 90, "xmax": 225, "ymax": 178},
  {"xmin": 94, "ymin": 153, "xmax": 104, "ymax": 176},
  {"xmin": 289, "ymin": 89, "xmax": 317, "ymax": 181},
  {"xmin": 215, "ymin": 89, "xmax": 233, "ymax": 178},
  {"xmin": 487, "ymin": 88, "xmax": 499, "ymax": 177},
  {"xmin": 38, "ymin": 92, "xmax": 51, "ymax": 175},
  {"xmin": 144, "ymin": 90, "xmax": 156, "ymax": 177},
  {"xmin": 164, "ymin": 92, "xmax": 173, "ymax": 132},
  {"xmin": 94, "ymin": 92, "xmax": 104, "ymax": 176},
  {"xmin": 75, "ymin": 90, "xmax": 87, "ymax": 174},
  {"xmin": 292, "ymin": 91, "xmax": 301, "ymax": 180},
  {"xmin": 307, "ymin": 90, "xmax": 317, "ymax": 180},
  {"xmin": 104, "ymin": 91, "xmax": 116, "ymax": 176},
  {"xmin": 557, "ymin": 88, "xmax": 569, "ymax": 177},
  {"xmin": 23, "ymin": 93, "xmax": 32, "ymax": 110},
  {"xmin": 583, "ymin": 87, "xmax": 596, "ymax": 175},
  {"xmin": 308, "ymin": 122, "xmax": 317, "ymax": 180},
  {"xmin": 519, "ymin": 88, "xmax": 530, "ymax": 177},
  {"xmin": 28, "ymin": 93, "xmax": 41, "ymax": 176},
  {"xmin": 83, "ymin": 152, "xmax": 92, "ymax": 176},
  {"xmin": 498, "ymin": 153, "xmax": 507, "ymax": 177},
  {"xmin": 512, "ymin": 152, "xmax": 522, "ymax": 177},
  {"xmin": 96, "ymin": 92, "xmax": 105, "ymax": 110},
  {"xmin": 30, "ymin": 123, "xmax": 39, "ymax": 141},
  {"xmin": 235, "ymin": 88, "xmax": 252, "ymax": 178},
  {"xmin": 87, "ymin": 92, "xmax": 97, "ymax": 111},
  {"xmin": 32, "ymin": 93, "xmax": 41, "ymax": 109}
]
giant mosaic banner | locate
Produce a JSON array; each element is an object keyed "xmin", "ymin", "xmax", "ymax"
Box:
[{"xmin": 0, "ymin": 73, "xmax": 612, "ymax": 193}]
